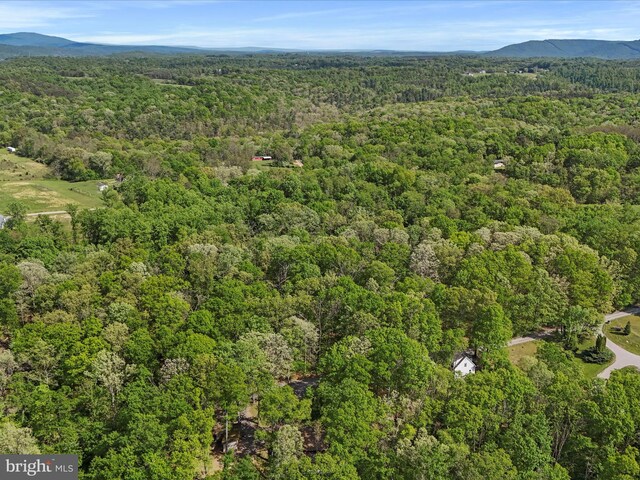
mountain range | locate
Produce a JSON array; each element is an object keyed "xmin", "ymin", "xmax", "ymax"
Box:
[{"xmin": 0, "ymin": 32, "xmax": 640, "ymax": 59}]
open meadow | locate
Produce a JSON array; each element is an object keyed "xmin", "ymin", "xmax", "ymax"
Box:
[{"xmin": 0, "ymin": 150, "xmax": 106, "ymax": 213}]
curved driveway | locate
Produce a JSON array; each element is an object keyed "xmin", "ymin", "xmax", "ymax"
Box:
[
  {"xmin": 597, "ymin": 308, "xmax": 640, "ymax": 379},
  {"xmin": 508, "ymin": 308, "xmax": 640, "ymax": 379}
]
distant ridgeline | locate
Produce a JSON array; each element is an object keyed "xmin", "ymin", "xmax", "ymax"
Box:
[
  {"xmin": 1, "ymin": 32, "xmax": 640, "ymax": 59},
  {"xmin": 487, "ymin": 38, "xmax": 640, "ymax": 59}
]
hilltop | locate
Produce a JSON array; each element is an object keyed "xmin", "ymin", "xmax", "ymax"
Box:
[
  {"xmin": 0, "ymin": 32, "xmax": 212, "ymax": 58},
  {"xmin": 0, "ymin": 32, "xmax": 321, "ymax": 59},
  {"xmin": 487, "ymin": 38, "xmax": 640, "ymax": 59}
]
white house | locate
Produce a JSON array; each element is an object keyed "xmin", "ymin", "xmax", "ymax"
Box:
[
  {"xmin": 6, "ymin": 146, "xmax": 16, "ymax": 153},
  {"xmin": 493, "ymin": 160, "xmax": 507, "ymax": 170},
  {"xmin": 452, "ymin": 353, "xmax": 477, "ymax": 376}
]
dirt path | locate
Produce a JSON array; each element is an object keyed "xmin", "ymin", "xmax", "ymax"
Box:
[
  {"xmin": 3, "ymin": 208, "xmax": 98, "ymax": 222},
  {"xmin": 508, "ymin": 328, "xmax": 556, "ymax": 346},
  {"xmin": 26, "ymin": 211, "xmax": 70, "ymax": 217}
]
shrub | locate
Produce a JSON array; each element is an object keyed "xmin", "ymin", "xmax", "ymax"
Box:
[{"xmin": 582, "ymin": 335, "xmax": 613, "ymax": 364}]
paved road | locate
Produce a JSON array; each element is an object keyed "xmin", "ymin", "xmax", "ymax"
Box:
[
  {"xmin": 598, "ymin": 307, "xmax": 640, "ymax": 379},
  {"xmin": 602, "ymin": 308, "xmax": 640, "ymax": 323},
  {"xmin": 508, "ymin": 307, "xmax": 640, "ymax": 379}
]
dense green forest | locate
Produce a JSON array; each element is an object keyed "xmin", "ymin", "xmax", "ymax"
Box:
[{"xmin": 2, "ymin": 54, "xmax": 640, "ymax": 479}]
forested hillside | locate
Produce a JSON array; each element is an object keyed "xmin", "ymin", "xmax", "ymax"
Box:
[
  {"xmin": 2, "ymin": 55, "xmax": 640, "ymax": 479},
  {"xmin": 488, "ymin": 39, "xmax": 640, "ymax": 59}
]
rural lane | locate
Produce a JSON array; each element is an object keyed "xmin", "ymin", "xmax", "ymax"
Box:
[
  {"xmin": 26, "ymin": 211, "xmax": 70, "ymax": 217},
  {"xmin": 4, "ymin": 208, "xmax": 98, "ymax": 222}
]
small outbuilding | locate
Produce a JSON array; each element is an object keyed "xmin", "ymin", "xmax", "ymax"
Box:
[
  {"xmin": 6, "ymin": 146, "xmax": 16, "ymax": 153},
  {"xmin": 452, "ymin": 353, "xmax": 477, "ymax": 376},
  {"xmin": 98, "ymin": 182, "xmax": 109, "ymax": 192},
  {"xmin": 0, "ymin": 214, "xmax": 5, "ymax": 229}
]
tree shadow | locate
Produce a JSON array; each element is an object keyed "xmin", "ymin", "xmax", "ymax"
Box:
[{"xmin": 607, "ymin": 326, "xmax": 628, "ymax": 336}]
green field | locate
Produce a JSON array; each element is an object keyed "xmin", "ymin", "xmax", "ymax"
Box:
[
  {"xmin": 507, "ymin": 340, "xmax": 540, "ymax": 366},
  {"xmin": 252, "ymin": 160, "xmax": 277, "ymax": 171},
  {"xmin": 605, "ymin": 315, "xmax": 640, "ymax": 356},
  {"xmin": 507, "ymin": 337, "xmax": 612, "ymax": 379},
  {"xmin": 150, "ymin": 79, "xmax": 193, "ymax": 88},
  {"xmin": 0, "ymin": 151, "xmax": 106, "ymax": 213}
]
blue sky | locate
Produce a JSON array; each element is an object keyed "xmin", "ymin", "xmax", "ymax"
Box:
[{"xmin": 1, "ymin": 0, "xmax": 639, "ymax": 51}]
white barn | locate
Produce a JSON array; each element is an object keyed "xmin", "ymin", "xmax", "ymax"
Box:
[{"xmin": 452, "ymin": 353, "xmax": 477, "ymax": 376}]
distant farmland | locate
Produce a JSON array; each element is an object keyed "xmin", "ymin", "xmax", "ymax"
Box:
[{"xmin": 0, "ymin": 151, "xmax": 107, "ymax": 213}]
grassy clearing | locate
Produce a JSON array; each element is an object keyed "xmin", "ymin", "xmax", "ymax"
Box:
[
  {"xmin": 578, "ymin": 359, "xmax": 610, "ymax": 379},
  {"xmin": 604, "ymin": 315, "xmax": 640, "ymax": 356},
  {"xmin": 151, "ymin": 79, "xmax": 193, "ymax": 88},
  {"xmin": 507, "ymin": 341, "xmax": 540, "ymax": 366},
  {"xmin": 0, "ymin": 151, "xmax": 106, "ymax": 213},
  {"xmin": 0, "ymin": 151, "xmax": 50, "ymax": 181},
  {"xmin": 0, "ymin": 179, "xmax": 106, "ymax": 212},
  {"xmin": 253, "ymin": 160, "xmax": 275, "ymax": 170},
  {"xmin": 507, "ymin": 336, "xmax": 612, "ymax": 379}
]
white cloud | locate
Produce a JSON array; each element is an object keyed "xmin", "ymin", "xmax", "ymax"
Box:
[
  {"xmin": 72, "ymin": 33, "xmax": 180, "ymax": 45},
  {"xmin": 124, "ymin": 0, "xmax": 227, "ymax": 8},
  {"xmin": 66, "ymin": 22, "xmax": 640, "ymax": 51},
  {"xmin": 0, "ymin": 1, "xmax": 94, "ymax": 29},
  {"xmin": 250, "ymin": 6, "xmax": 359, "ymax": 23}
]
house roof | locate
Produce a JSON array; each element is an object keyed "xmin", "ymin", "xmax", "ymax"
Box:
[{"xmin": 452, "ymin": 353, "xmax": 476, "ymax": 369}]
